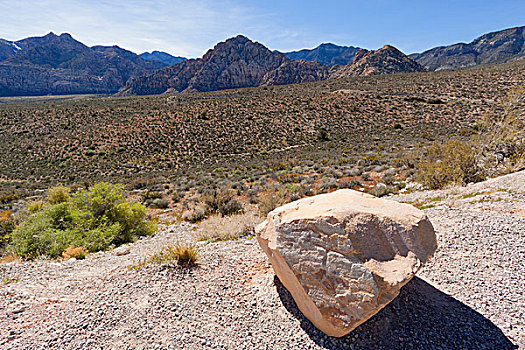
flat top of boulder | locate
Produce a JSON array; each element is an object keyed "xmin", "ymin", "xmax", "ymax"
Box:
[{"xmin": 271, "ymin": 189, "xmax": 424, "ymax": 226}]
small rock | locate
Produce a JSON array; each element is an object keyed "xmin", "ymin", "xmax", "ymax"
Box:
[{"xmin": 113, "ymin": 246, "xmax": 131, "ymax": 256}]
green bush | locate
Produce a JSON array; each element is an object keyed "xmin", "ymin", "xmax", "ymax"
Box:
[
  {"xmin": 151, "ymin": 198, "xmax": 170, "ymax": 209},
  {"xmin": 8, "ymin": 183, "xmax": 155, "ymax": 259},
  {"xmin": 0, "ymin": 211, "xmax": 15, "ymax": 250},
  {"xmin": 47, "ymin": 185, "xmax": 71, "ymax": 205}
]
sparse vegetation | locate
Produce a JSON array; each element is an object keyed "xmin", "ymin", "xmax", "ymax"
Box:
[
  {"xmin": 0, "ymin": 60, "xmax": 523, "ymax": 228},
  {"xmin": 0, "ymin": 210, "xmax": 15, "ymax": 252},
  {"xmin": 62, "ymin": 246, "xmax": 89, "ymax": 259},
  {"xmin": 195, "ymin": 211, "xmax": 262, "ymax": 242},
  {"xmin": 415, "ymin": 140, "xmax": 483, "ymax": 189},
  {"xmin": 142, "ymin": 243, "xmax": 199, "ymax": 267},
  {"xmin": 414, "ymin": 87, "xmax": 524, "ymax": 189},
  {"xmin": 6, "ymin": 183, "xmax": 155, "ymax": 259}
]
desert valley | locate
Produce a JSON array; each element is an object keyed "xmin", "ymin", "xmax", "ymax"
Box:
[{"xmin": 0, "ymin": 14, "xmax": 524, "ymax": 350}]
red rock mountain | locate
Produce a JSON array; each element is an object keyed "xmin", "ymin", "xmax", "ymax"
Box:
[
  {"xmin": 330, "ymin": 45, "xmax": 425, "ymax": 78},
  {"xmin": 118, "ymin": 35, "xmax": 328, "ymax": 95}
]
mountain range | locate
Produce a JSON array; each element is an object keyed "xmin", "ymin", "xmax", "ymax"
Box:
[
  {"xmin": 118, "ymin": 35, "xmax": 330, "ymax": 95},
  {"xmin": 119, "ymin": 36, "xmax": 426, "ymax": 95},
  {"xmin": 0, "ymin": 33, "xmax": 168, "ymax": 96},
  {"xmin": 0, "ymin": 25, "xmax": 524, "ymax": 97},
  {"xmin": 410, "ymin": 26, "xmax": 525, "ymax": 71}
]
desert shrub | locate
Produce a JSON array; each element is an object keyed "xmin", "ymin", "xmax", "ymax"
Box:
[
  {"xmin": 140, "ymin": 190, "xmax": 163, "ymax": 207},
  {"xmin": 257, "ymin": 191, "xmax": 283, "ymax": 215},
  {"xmin": 318, "ymin": 177, "xmax": 337, "ymax": 193},
  {"xmin": 361, "ymin": 172, "xmax": 371, "ymax": 181},
  {"xmin": 171, "ymin": 191, "xmax": 182, "ymax": 203},
  {"xmin": 195, "ymin": 211, "xmax": 261, "ymax": 242},
  {"xmin": 62, "ymin": 246, "xmax": 88, "ymax": 259},
  {"xmin": 0, "ymin": 211, "xmax": 15, "ymax": 250},
  {"xmin": 382, "ymin": 174, "xmax": 395, "ymax": 185},
  {"xmin": 339, "ymin": 179, "xmax": 362, "ymax": 189},
  {"xmin": 8, "ymin": 183, "xmax": 155, "ymax": 259},
  {"xmin": 202, "ymin": 188, "xmax": 243, "ymax": 216},
  {"xmin": 181, "ymin": 204, "xmax": 208, "ymax": 223},
  {"xmin": 47, "ymin": 185, "xmax": 71, "ymax": 204},
  {"xmin": 151, "ymin": 198, "xmax": 170, "ymax": 209},
  {"xmin": 369, "ymin": 183, "xmax": 393, "ymax": 197},
  {"xmin": 27, "ymin": 200, "xmax": 45, "ymax": 214},
  {"xmin": 415, "ymin": 140, "xmax": 484, "ymax": 189},
  {"xmin": 476, "ymin": 87, "xmax": 525, "ymax": 174}
]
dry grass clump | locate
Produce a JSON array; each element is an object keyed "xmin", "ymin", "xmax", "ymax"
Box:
[
  {"xmin": 0, "ymin": 253, "xmax": 18, "ymax": 263},
  {"xmin": 182, "ymin": 203, "xmax": 208, "ymax": 223},
  {"xmin": 415, "ymin": 140, "xmax": 483, "ymax": 189},
  {"xmin": 62, "ymin": 246, "xmax": 88, "ymax": 260},
  {"xmin": 477, "ymin": 87, "xmax": 525, "ymax": 174},
  {"xmin": 148, "ymin": 243, "xmax": 199, "ymax": 267},
  {"xmin": 195, "ymin": 211, "xmax": 262, "ymax": 242}
]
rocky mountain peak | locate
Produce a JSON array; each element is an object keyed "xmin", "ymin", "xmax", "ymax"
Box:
[
  {"xmin": 119, "ymin": 36, "xmax": 327, "ymax": 95},
  {"xmin": 331, "ymin": 45, "xmax": 424, "ymax": 78}
]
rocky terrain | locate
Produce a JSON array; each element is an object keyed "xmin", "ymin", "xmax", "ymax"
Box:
[
  {"xmin": 410, "ymin": 25, "xmax": 525, "ymax": 71},
  {"xmin": 1, "ymin": 171, "xmax": 523, "ymax": 349},
  {"xmin": 283, "ymin": 43, "xmax": 361, "ymax": 66},
  {"xmin": 331, "ymin": 46, "xmax": 425, "ymax": 78},
  {"xmin": 0, "ymin": 33, "xmax": 167, "ymax": 96}
]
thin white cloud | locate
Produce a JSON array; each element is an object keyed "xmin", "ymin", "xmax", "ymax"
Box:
[{"xmin": 0, "ymin": 0, "xmax": 284, "ymax": 57}]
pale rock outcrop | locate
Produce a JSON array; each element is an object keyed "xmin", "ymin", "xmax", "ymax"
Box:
[{"xmin": 256, "ymin": 189, "xmax": 436, "ymax": 337}]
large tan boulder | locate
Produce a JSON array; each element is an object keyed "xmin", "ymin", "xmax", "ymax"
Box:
[{"xmin": 256, "ymin": 189, "xmax": 437, "ymax": 337}]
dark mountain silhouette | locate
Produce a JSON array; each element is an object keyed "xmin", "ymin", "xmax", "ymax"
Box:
[
  {"xmin": 140, "ymin": 51, "xmax": 186, "ymax": 66},
  {"xmin": 283, "ymin": 43, "xmax": 361, "ymax": 66}
]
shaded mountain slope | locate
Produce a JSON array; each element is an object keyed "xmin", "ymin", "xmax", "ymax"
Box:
[
  {"xmin": 140, "ymin": 51, "xmax": 186, "ymax": 66},
  {"xmin": 283, "ymin": 43, "xmax": 361, "ymax": 66},
  {"xmin": 410, "ymin": 26, "xmax": 525, "ymax": 71},
  {"xmin": 0, "ymin": 33, "xmax": 168, "ymax": 96}
]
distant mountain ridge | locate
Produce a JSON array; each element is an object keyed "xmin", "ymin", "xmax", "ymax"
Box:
[
  {"xmin": 140, "ymin": 51, "xmax": 186, "ymax": 66},
  {"xmin": 283, "ymin": 43, "xmax": 361, "ymax": 66},
  {"xmin": 2, "ymin": 26, "xmax": 523, "ymax": 97},
  {"xmin": 119, "ymin": 35, "xmax": 328, "ymax": 96},
  {"xmin": 0, "ymin": 32, "xmax": 168, "ymax": 96},
  {"xmin": 410, "ymin": 26, "xmax": 525, "ymax": 71}
]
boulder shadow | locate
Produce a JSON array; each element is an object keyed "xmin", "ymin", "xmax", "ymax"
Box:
[{"xmin": 275, "ymin": 276, "xmax": 516, "ymax": 350}]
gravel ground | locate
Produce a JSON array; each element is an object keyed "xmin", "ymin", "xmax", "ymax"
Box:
[{"xmin": 1, "ymin": 172, "xmax": 524, "ymax": 349}]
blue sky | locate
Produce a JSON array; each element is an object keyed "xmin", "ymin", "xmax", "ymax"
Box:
[{"xmin": 0, "ymin": 0, "xmax": 524, "ymax": 58}]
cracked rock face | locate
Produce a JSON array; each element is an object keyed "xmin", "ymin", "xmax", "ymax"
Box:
[{"xmin": 256, "ymin": 189, "xmax": 437, "ymax": 337}]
